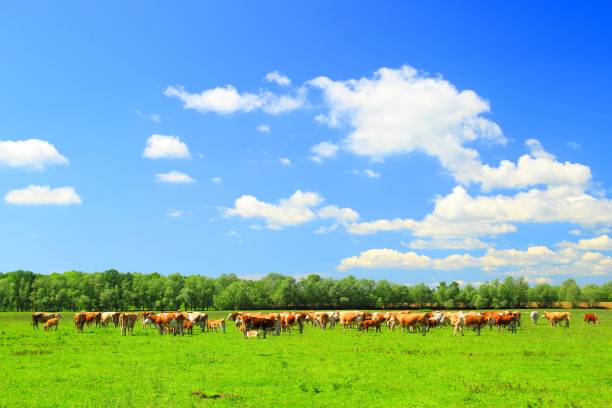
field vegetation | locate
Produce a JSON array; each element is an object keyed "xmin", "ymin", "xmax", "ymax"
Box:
[{"xmin": 0, "ymin": 310, "xmax": 610, "ymax": 407}]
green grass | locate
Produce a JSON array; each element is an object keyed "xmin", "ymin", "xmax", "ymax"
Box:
[{"xmin": 0, "ymin": 310, "xmax": 610, "ymax": 408}]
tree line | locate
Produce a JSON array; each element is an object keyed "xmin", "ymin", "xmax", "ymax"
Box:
[{"xmin": 0, "ymin": 269, "xmax": 610, "ymax": 312}]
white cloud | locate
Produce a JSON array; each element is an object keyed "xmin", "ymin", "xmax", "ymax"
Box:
[
  {"xmin": 347, "ymin": 185, "xmax": 612, "ymax": 238},
  {"xmin": 316, "ymin": 205, "xmax": 360, "ymax": 233},
  {"xmin": 264, "ymin": 71, "xmax": 291, "ymax": 86},
  {"xmin": 558, "ymin": 235, "xmax": 612, "ymax": 251},
  {"xmin": 134, "ymin": 109, "xmax": 161, "ymax": 123},
  {"xmin": 474, "ymin": 139, "xmax": 591, "ymax": 191},
  {"xmin": 279, "ymin": 157, "xmax": 292, "ymax": 166},
  {"xmin": 224, "ymin": 190, "xmax": 323, "ymax": 229},
  {"xmin": 5, "ymin": 185, "xmax": 81, "ymax": 205},
  {"xmin": 364, "ymin": 169, "xmax": 381, "ymax": 179},
  {"xmin": 0, "ymin": 139, "xmax": 68, "ymax": 170},
  {"xmin": 338, "ymin": 244, "xmax": 612, "ymax": 276},
  {"xmin": 310, "ymin": 66, "xmax": 592, "ymax": 191},
  {"xmin": 310, "ymin": 141, "xmax": 339, "ymax": 163},
  {"xmin": 167, "ymin": 209, "xmax": 191, "ymax": 218},
  {"xmin": 256, "ymin": 124, "xmax": 271, "ymax": 133},
  {"xmin": 164, "ymin": 85, "xmax": 304, "ymax": 115},
  {"xmin": 566, "ymin": 141, "xmax": 581, "ymax": 150},
  {"xmin": 155, "ymin": 171, "xmax": 195, "ymax": 184},
  {"xmin": 406, "ymin": 238, "xmax": 489, "ymax": 250},
  {"xmin": 212, "ymin": 177, "xmax": 223, "ymax": 185},
  {"xmin": 143, "ymin": 134, "xmax": 191, "ymax": 159}
]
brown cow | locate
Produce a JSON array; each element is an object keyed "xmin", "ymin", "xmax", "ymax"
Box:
[
  {"xmin": 396, "ymin": 312, "xmax": 432, "ymax": 335},
  {"xmin": 358, "ymin": 318, "xmax": 382, "ymax": 333},
  {"xmin": 207, "ymin": 319, "xmax": 226, "ymax": 333},
  {"xmin": 494, "ymin": 314, "xmax": 517, "ymax": 333},
  {"xmin": 119, "ymin": 313, "xmax": 138, "ymax": 336},
  {"xmin": 31, "ymin": 312, "xmax": 62, "ymax": 329},
  {"xmin": 44, "ymin": 318, "xmax": 59, "ymax": 331},
  {"xmin": 240, "ymin": 314, "xmax": 280, "ymax": 338},
  {"xmin": 83, "ymin": 312, "xmax": 102, "ymax": 327},
  {"xmin": 144, "ymin": 312, "xmax": 185, "ymax": 335},
  {"xmin": 451, "ymin": 313, "xmax": 486, "ymax": 335},
  {"xmin": 339, "ymin": 311, "xmax": 366, "ymax": 331},
  {"xmin": 100, "ymin": 312, "xmax": 121, "ymax": 328},
  {"xmin": 74, "ymin": 312, "xmax": 86, "ymax": 332},
  {"xmin": 583, "ymin": 313, "xmax": 599, "ymax": 325},
  {"xmin": 543, "ymin": 311, "xmax": 570, "ymax": 328}
]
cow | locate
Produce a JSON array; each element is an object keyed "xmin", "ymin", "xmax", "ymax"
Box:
[
  {"xmin": 44, "ymin": 318, "xmax": 59, "ymax": 331},
  {"xmin": 119, "ymin": 313, "xmax": 138, "ymax": 336},
  {"xmin": 74, "ymin": 312, "xmax": 86, "ymax": 332},
  {"xmin": 451, "ymin": 313, "xmax": 486, "ymax": 335},
  {"xmin": 186, "ymin": 312, "xmax": 209, "ymax": 331},
  {"xmin": 530, "ymin": 311, "xmax": 539, "ymax": 325},
  {"xmin": 207, "ymin": 319, "xmax": 226, "ymax": 333},
  {"xmin": 31, "ymin": 312, "xmax": 62, "ymax": 329},
  {"xmin": 139, "ymin": 312, "xmax": 155, "ymax": 329},
  {"xmin": 583, "ymin": 313, "xmax": 599, "ymax": 325},
  {"xmin": 396, "ymin": 312, "xmax": 432, "ymax": 335},
  {"xmin": 227, "ymin": 312, "xmax": 245, "ymax": 331},
  {"xmin": 240, "ymin": 314, "xmax": 280, "ymax": 338},
  {"xmin": 100, "ymin": 312, "xmax": 121, "ymax": 328},
  {"xmin": 83, "ymin": 312, "xmax": 102, "ymax": 327},
  {"xmin": 339, "ymin": 311, "xmax": 367, "ymax": 331},
  {"xmin": 144, "ymin": 312, "xmax": 185, "ymax": 336},
  {"xmin": 315, "ymin": 312, "xmax": 330, "ymax": 330},
  {"xmin": 183, "ymin": 319, "xmax": 194, "ymax": 335},
  {"xmin": 542, "ymin": 311, "xmax": 570, "ymax": 328},
  {"xmin": 494, "ymin": 314, "xmax": 517, "ymax": 334},
  {"xmin": 358, "ymin": 319, "xmax": 382, "ymax": 333},
  {"xmin": 385, "ymin": 313, "xmax": 400, "ymax": 331}
]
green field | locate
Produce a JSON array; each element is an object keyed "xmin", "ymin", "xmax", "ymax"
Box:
[{"xmin": 0, "ymin": 310, "xmax": 610, "ymax": 408}]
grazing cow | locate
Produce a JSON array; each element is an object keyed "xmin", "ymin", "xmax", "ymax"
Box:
[
  {"xmin": 453, "ymin": 314, "xmax": 466, "ymax": 336},
  {"xmin": 83, "ymin": 312, "xmax": 102, "ymax": 327},
  {"xmin": 530, "ymin": 311, "xmax": 539, "ymax": 325},
  {"xmin": 358, "ymin": 316, "xmax": 384, "ymax": 333},
  {"xmin": 583, "ymin": 313, "xmax": 599, "ymax": 325},
  {"xmin": 139, "ymin": 312, "xmax": 155, "ymax": 329},
  {"xmin": 207, "ymin": 319, "xmax": 226, "ymax": 333},
  {"xmin": 328, "ymin": 311, "xmax": 340, "ymax": 329},
  {"xmin": 339, "ymin": 311, "xmax": 366, "ymax": 331},
  {"xmin": 543, "ymin": 311, "xmax": 570, "ymax": 328},
  {"xmin": 186, "ymin": 312, "xmax": 209, "ymax": 331},
  {"xmin": 315, "ymin": 312, "xmax": 330, "ymax": 330},
  {"xmin": 385, "ymin": 313, "xmax": 400, "ymax": 331},
  {"xmin": 240, "ymin": 314, "xmax": 280, "ymax": 338},
  {"xmin": 31, "ymin": 312, "xmax": 62, "ymax": 329},
  {"xmin": 100, "ymin": 312, "xmax": 121, "ymax": 328},
  {"xmin": 396, "ymin": 312, "xmax": 432, "ymax": 335},
  {"xmin": 227, "ymin": 312, "xmax": 245, "ymax": 331},
  {"xmin": 494, "ymin": 314, "xmax": 517, "ymax": 334},
  {"xmin": 119, "ymin": 313, "xmax": 138, "ymax": 336},
  {"xmin": 144, "ymin": 312, "xmax": 185, "ymax": 336},
  {"xmin": 183, "ymin": 319, "xmax": 194, "ymax": 335},
  {"xmin": 74, "ymin": 312, "xmax": 86, "ymax": 332},
  {"xmin": 451, "ymin": 313, "xmax": 486, "ymax": 336},
  {"xmin": 44, "ymin": 318, "xmax": 59, "ymax": 331}
]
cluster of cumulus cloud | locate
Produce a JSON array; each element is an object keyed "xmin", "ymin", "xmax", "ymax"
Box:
[
  {"xmin": 163, "ymin": 65, "xmax": 611, "ymax": 278},
  {"xmin": 2, "ymin": 64, "xmax": 610, "ymax": 280}
]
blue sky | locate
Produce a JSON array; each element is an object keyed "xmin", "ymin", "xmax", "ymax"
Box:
[{"xmin": 1, "ymin": 2, "xmax": 611, "ymax": 285}]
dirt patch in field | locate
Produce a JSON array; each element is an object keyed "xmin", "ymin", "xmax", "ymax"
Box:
[
  {"xmin": 12, "ymin": 349, "xmax": 52, "ymax": 356},
  {"xmin": 190, "ymin": 391, "xmax": 239, "ymax": 399}
]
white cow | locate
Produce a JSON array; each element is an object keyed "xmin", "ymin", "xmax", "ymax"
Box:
[
  {"xmin": 530, "ymin": 311, "xmax": 539, "ymax": 325},
  {"xmin": 186, "ymin": 312, "xmax": 208, "ymax": 331}
]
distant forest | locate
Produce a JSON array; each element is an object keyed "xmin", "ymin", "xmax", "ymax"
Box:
[{"xmin": 0, "ymin": 270, "xmax": 610, "ymax": 312}]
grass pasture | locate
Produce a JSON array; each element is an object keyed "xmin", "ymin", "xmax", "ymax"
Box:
[{"xmin": 0, "ymin": 310, "xmax": 610, "ymax": 407}]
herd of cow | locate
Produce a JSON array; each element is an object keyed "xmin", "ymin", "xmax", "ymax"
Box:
[{"xmin": 30, "ymin": 310, "xmax": 601, "ymax": 338}]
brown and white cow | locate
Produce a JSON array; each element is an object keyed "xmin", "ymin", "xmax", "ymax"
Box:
[
  {"xmin": 31, "ymin": 312, "xmax": 62, "ymax": 329},
  {"xmin": 583, "ymin": 313, "xmax": 599, "ymax": 325},
  {"xmin": 395, "ymin": 312, "xmax": 432, "ymax": 335},
  {"xmin": 119, "ymin": 313, "xmax": 138, "ymax": 336},
  {"xmin": 44, "ymin": 318, "xmax": 59, "ymax": 331},
  {"xmin": 100, "ymin": 312, "xmax": 121, "ymax": 328},
  {"xmin": 207, "ymin": 319, "xmax": 226, "ymax": 333},
  {"xmin": 494, "ymin": 314, "xmax": 517, "ymax": 334},
  {"xmin": 240, "ymin": 314, "xmax": 280, "ymax": 338},
  {"xmin": 144, "ymin": 312, "xmax": 185, "ymax": 336},
  {"xmin": 339, "ymin": 311, "xmax": 367, "ymax": 331},
  {"xmin": 543, "ymin": 311, "xmax": 570, "ymax": 328},
  {"xmin": 451, "ymin": 313, "xmax": 486, "ymax": 336},
  {"xmin": 186, "ymin": 312, "xmax": 209, "ymax": 331}
]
